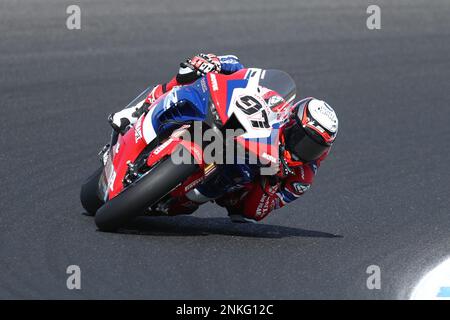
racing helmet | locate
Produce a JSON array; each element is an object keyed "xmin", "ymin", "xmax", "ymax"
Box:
[{"xmin": 283, "ymin": 98, "xmax": 338, "ymax": 163}]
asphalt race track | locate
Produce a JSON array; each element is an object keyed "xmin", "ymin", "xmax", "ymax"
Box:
[{"xmin": 1, "ymin": 0, "xmax": 450, "ymax": 299}]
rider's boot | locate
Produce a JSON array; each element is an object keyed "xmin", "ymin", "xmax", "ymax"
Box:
[
  {"xmin": 108, "ymin": 102, "xmax": 150, "ymax": 135},
  {"xmin": 108, "ymin": 108, "xmax": 135, "ymax": 135}
]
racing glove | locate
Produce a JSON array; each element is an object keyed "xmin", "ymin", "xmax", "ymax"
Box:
[
  {"xmin": 218, "ymin": 55, "xmax": 244, "ymax": 74},
  {"xmin": 177, "ymin": 53, "xmax": 221, "ymax": 84},
  {"xmin": 146, "ymin": 54, "xmax": 244, "ymax": 103}
]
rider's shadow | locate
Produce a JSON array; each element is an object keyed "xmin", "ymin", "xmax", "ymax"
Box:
[{"xmin": 118, "ymin": 216, "xmax": 342, "ymax": 239}]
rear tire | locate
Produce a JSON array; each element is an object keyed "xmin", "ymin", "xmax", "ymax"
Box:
[
  {"xmin": 80, "ymin": 167, "xmax": 104, "ymax": 216},
  {"xmin": 95, "ymin": 157, "xmax": 197, "ymax": 232}
]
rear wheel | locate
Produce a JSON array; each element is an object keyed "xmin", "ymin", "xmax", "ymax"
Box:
[
  {"xmin": 80, "ymin": 167, "xmax": 104, "ymax": 216},
  {"xmin": 95, "ymin": 157, "xmax": 198, "ymax": 232}
]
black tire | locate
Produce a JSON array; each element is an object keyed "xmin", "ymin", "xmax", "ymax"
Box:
[
  {"xmin": 80, "ymin": 167, "xmax": 104, "ymax": 216},
  {"xmin": 95, "ymin": 157, "xmax": 197, "ymax": 232}
]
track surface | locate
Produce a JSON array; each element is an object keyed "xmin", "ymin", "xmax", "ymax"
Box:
[{"xmin": 1, "ymin": 0, "xmax": 450, "ymax": 299}]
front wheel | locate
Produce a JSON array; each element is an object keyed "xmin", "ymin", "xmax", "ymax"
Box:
[
  {"xmin": 80, "ymin": 167, "xmax": 104, "ymax": 216},
  {"xmin": 95, "ymin": 157, "xmax": 198, "ymax": 232}
]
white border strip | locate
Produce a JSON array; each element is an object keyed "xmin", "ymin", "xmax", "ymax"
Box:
[{"xmin": 410, "ymin": 257, "xmax": 450, "ymax": 300}]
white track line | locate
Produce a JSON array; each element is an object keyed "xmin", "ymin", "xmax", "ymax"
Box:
[{"xmin": 410, "ymin": 257, "xmax": 450, "ymax": 300}]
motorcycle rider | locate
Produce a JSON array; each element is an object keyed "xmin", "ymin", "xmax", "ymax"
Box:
[{"xmin": 109, "ymin": 53, "xmax": 338, "ymax": 223}]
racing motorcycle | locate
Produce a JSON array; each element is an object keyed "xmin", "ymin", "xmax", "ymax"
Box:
[{"xmin": 80, "ymin": 68, "xmax": 296, "ymax": 231}]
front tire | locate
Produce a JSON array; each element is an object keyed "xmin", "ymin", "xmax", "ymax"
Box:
[
  {"xmin": 95, "ymin": 157, "xmax": 197, "ymax": 232},
  {"xmin": 80, "ymin": 167, "xmax": 104, "ymax": 216}
]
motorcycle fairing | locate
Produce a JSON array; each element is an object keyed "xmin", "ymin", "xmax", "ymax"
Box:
[
  {"xmin": 207, "ymin": 68, "xmax": 286, "ymax": 167},
  {"xmin": 142, "ymin": 77, "xmax": 211, "ymax": 144},
  {"xmin": 103, "ymin": 68, "xmax": 293, "ymax": 201}
]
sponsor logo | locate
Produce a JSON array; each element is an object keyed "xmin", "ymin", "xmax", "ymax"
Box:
[
  {"xmin": 200, "ymin": 78, "xmax": 208, "ymax": 93},
  {"xmin": 255, "ymin": 194, "xmax": 269, "ymax": 218},
  {"xmin": 210, "ymin": 73, "xmax": 219, "ymax": 91},
  {"xmin": 134, "ymin": 118, "xmax": 143, "ymax": 143},
  {"xmin": 184, "ymin": 176, "xmax": 204, "ymax": 192},
  {"xmin": 292, "ymin": 182, "xmax": 310, "ymax": 194},
  {"xmin": 268, "ymin": 95, "xmax": 283, "ymax": 107},
  {"xmin": 320, "ymin": 106, "xmax": 335, "ymax": 119},
  {"xmin": 309, "ymin": 100, "xmax": 338, "ymax": 133},
  {"xmin": 153, "ymin": 139, "xmax": 173, "ymax": 155}
]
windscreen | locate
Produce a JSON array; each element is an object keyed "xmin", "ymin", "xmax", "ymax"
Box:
[
  {"xmin": 124, "ymin": 86, "xmax": 154, "ymax": 109},
  {"xmin": 258, "ymin": 69, "xmax": 297, "ymax": 103}
]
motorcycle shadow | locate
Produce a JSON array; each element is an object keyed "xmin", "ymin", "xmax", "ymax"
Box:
[{"xmin": 119, "ymin": 215, "xmax": 342, "ymax": 239}]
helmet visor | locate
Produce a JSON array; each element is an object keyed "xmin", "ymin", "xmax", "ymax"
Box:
[{"xmin": 284, "ymin": 123, "xmax": 330, "ymax": 162}]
